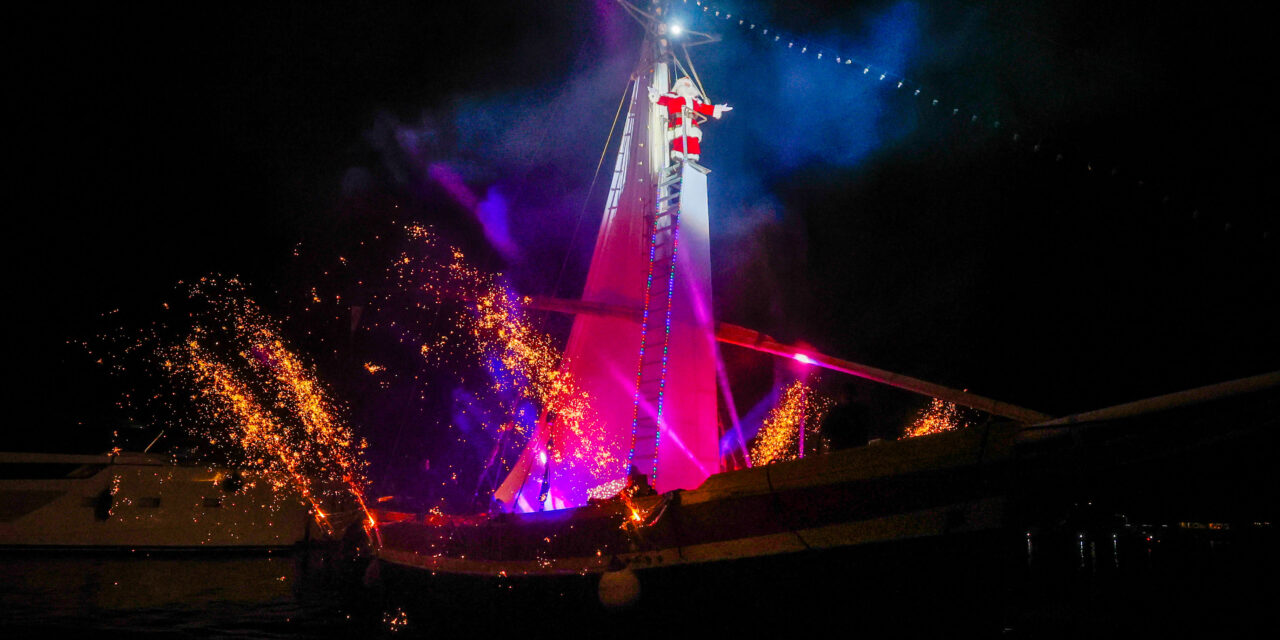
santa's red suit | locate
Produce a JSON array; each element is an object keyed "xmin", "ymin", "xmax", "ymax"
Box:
[{"xmin": 648, "ymin": 77, "xmax": 731, "ymax": 161}]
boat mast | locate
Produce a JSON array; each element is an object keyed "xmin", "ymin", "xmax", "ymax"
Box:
[
  {"xmin": 492, "ymin": 1, "xmax": 724, "ymax": 509},
  {"xmin": 647, "ymin": 25, "xmax": 669, "ymax": 178}
]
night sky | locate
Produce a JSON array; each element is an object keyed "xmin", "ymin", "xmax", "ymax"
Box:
[{"xmin": 16, "ymin": 1, "xmax": 1277, "ymax": 463}]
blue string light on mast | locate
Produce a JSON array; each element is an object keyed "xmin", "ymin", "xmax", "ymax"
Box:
[
  {"xmin": 626, "ymin": 214, "xmax": 660, "ymax": 473},
  {"xmin": 626, "ymin": 183, "xmax": 682, "ymax": 486},
  {"xmin": 651, "ymin": 211, "xmax": 680, "ymax": 484}
]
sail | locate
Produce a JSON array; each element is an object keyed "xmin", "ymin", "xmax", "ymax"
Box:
[
  {"xmin": 659, "ymin": 163, "xmax": 719, "ymax": 491},
  {"xmin": 495, "ymin": 45, "xmax": 719, "ymax": 511}
]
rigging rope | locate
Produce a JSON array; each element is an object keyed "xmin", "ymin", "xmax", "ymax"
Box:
[
  {"xmin": 549, "ymin": 74, "xmax": 636, "ymax": 300},
  {"xmin": 680, "ymin": 43, "xmax": 711, "ymax": 103}
]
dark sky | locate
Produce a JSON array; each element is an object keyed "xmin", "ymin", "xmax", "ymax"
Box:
[{"xmin": 16, "ymin": 1, "xmax": 1277, "ymax": 453}]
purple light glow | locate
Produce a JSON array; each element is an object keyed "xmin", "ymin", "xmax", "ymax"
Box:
[{"xmin": 427, "ymin": 162, "xmax": 520, "ymax": 260}]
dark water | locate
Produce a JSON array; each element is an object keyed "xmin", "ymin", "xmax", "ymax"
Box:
[
  {"xmin": 2, "ymin": 525, "xmax": 1275, "ymax": 638},
  {"xmin": 0, "ymin": 548, "xmax": 383, "ymax": 638}
]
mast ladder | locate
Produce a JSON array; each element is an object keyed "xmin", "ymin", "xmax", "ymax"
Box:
[{"xmin": 628, "ymin": 162, "xmax": 684, "ymax": 482}]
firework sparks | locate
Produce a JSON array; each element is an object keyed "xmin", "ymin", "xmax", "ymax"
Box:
[
  {"xmin": 587, "ymin": 477, "xmax": 627, "ymax": 501},
  {"xmin": 903, "ymin": 398, "xmax": 969, "ymax": 438},
  {"xmin": 618, "ymin": 488, "xmax": 646, "ymax": 531},
  {"xmin": 157, "ymin": 279, "xmax": 379, "ymax": 541},
  {"xmin": 382, "ymin": 607, "xmax": 409, "ymax": 633},
  {"xmin": 749, "ymin": 381, "xmax": 832, "ymax": 466},
  {"xmin": 174, "ymin": 343, "xmax": 336, "ymax": 532},
  {"xmin": 390, "ymin": 226, "xmax": 621, "ymax": 499},
  {"xmin": 88, "ymin": 211, "xmax": 617, "ymax": 528}
]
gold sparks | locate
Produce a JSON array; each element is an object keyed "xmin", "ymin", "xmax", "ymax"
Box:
[
  {"xmin": 587, "ymin": 477, "xmax": 626, "ymax": 501},
  {"xmin": 176, "ymin": 345, "xmax": 334, "ymax": 532},
  {"xmin": 903, "ymin": 398, "xmax": 968, "ymax": 438},
  {"xmin": 162, "ymin": 280, "xmax": 377, "ymax": 541},
  {"xmin": 750, "ymin": 381, "xmax": 832, "ymax": 466},
  {"xmin": 619, "ymin": 489, "xmax": 645, "ymax": 529},
  {"xmin": 470, "ymin": 271, "xmax": 620, "ymax": 491},
  {"xmin": 382, "ymin": 608, "xmax": 409, "ymax": 633},
  {"xmin": 399, "ymin": 226, "xmax": 621, "ymax": 494}
]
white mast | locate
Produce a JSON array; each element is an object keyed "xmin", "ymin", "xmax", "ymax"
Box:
[
  {"xmin": 649, "ymin": 60, "xmax": 670, "ymax": 176},
  {"xmin": 494, "ymin": 1, "xmax": 722, "ymax": 510}
]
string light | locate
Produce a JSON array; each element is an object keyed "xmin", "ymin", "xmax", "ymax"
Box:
[
  {"xmin": 652, "ymin": 218, "xmax": 681, "ymax": 483},
  {"xmin": 626, "ymin": 210, "xmax": 662, "ymax": 473},
  {"xmin": 627, "ymin": 180, "xmax": 682, "ymax": 484},
  {"xmin": 683, "ymin": 0, "xmax": 1268, "ymax": 240}
]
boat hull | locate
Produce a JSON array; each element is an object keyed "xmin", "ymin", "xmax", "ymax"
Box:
[
  {"xmin": 373, "ymin": 528, "xmax": 1015, "ymax": 635},
  {"xmin": 372, "ymin": 392, "xmax": 1277, "ymax": 632},
  {"xmin": 0, "ymin": 452, "xmax": 317, "ymax": 550}
]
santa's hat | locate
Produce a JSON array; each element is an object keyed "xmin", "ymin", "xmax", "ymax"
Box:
[{"xmin": 672, "ymin": 76, "xmax": 701, "ymax": 98}]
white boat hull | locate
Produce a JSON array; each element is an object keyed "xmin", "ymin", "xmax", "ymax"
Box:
[{"xmin": 0, "ymin": 452, "xmax": 316, "ymax": 549}]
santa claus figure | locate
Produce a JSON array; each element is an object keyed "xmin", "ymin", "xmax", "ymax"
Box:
[{"xmin": 648, "ymin": 77, "xmax": 732, "ymax": 161}]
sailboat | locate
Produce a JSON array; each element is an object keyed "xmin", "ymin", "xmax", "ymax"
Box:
[{"xmin": 370, "ymin": 0, "xmax": 1278, "ymax": 623}]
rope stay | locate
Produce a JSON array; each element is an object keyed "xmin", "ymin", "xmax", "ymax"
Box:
[{"xmin": 550, "ymin": 75, "xmax": 636, "ymax": 300}]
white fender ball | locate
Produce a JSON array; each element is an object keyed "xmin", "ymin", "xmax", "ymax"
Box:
[{"xmin": 597, "ymin": 568, "xmax": 641, "ymax": 609}]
